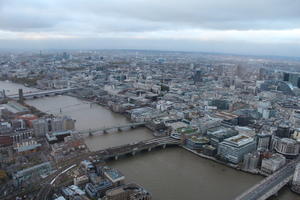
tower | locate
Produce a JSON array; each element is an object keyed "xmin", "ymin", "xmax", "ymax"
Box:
[{"xmin": 18, "ymin": 89, "xmax": 24, "ymax": 103}]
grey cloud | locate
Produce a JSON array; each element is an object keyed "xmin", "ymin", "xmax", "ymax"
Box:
[
  {"xmin": 0, "ymin": 0, "xmax": 300, "ymax": 33},
  {"xmin": 0, "ymin": 0, "xmax": 66, "ymax": 31},
  {"xmin": 66, "ymin": 0, "xmax": 300, "ymax": 30}
]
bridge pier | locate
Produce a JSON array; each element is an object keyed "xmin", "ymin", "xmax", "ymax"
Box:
[
  {"xmin": 103, "ymin": 130, "xmax": 107, "ymax": 134},
  {"xmin": 163, "ymin": 144, "xmax": 166, "ymax": 149},
  {"xmin": 114, "ymin": 155, "xmax": 119, "ymax": 160},
  {"xmin": 132, "ymin": 151, "xmax": 136, "ymax": 156},
  {"xmin": 148, "ymin": 147, "xmax": 152, "ymax": 152},
  {"xmin": 118, "ymin": 127, "xmax": 122, "ymax": 132}
]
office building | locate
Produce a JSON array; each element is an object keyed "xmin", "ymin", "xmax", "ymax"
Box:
[
  {"xmin": 273, "ymin": 137, "xmax": 299, "ymax": 157},
  {"xmin": 243, "ymin": 152, "xmax": 260, "ymax": 172},
  {"xmin": 202, "ymin": 145, "xmax": 217, "ymax": 156},
  {"xmin": 256, "ymin": 133, "xmax": 272, "ymax": 151},
  {"xmin": 85, "ymin": 179, "xmax": 113, "ymax": 198},
  {"xmin": 99, "ymin": 166, "xmax": 125, "ymax": 186},
  {"xmin": 217, "ymin": 134, "xmax": 256, "ymax": 164},
  {"xmin": 209, "ymin": 99, "xmax": 229, "ymax": 110},
  {"xmin": 275, "ymin": 124, "xmax": 291, "ymax": 138},
  {"xmin": 293, "ymin": 110, "xmax": 300, "ymax": 129},
  {"xmin": 104, "ymin": 183, "xmax": 152, "ymax": 200},
  {"xmin": 207, "ymin": 126, "xmax": 238, "ymax": 147},
  {"xmin": 193, "ymin": 70, "xmax": 203, "ymax": 83},
  {"xmin": 51, "ymin": 117, "xmax": 64, "ymax": 132},
  {"xmin": 185, "ymin": 136, "xmax": 209, "ymax": 150},
  {"xmin": 261, "ymin": 153, "xmax": 286, "ymax": 174},
  {"xmin": 283, "ymin": 72, "xmax": 300, "ymax": 88},
  {"xmin": 13, "ymin": 162, "xmax": 52, "ymax": 187},
  {"xmin": 32, "ymin": 119, "xmax": 48, "ymax": 136}
]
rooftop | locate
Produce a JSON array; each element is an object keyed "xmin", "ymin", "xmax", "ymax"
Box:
[
  {"xmin": 223, "ymin": 134, "xmax": 254, "ymax": 147},
  {"xmin": 104, "ymin": 168, "xmax": 125, "ymax": 183}
]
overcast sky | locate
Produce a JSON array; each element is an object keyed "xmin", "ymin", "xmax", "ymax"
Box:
[{"xmin": 0, "ymin": 0, "xmax": 300, "ymax": 56}]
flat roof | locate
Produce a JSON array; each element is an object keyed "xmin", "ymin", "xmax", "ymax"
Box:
[
  {"xmin": 215, "ymin": 111, "xmax": 238, "ymax": 120},
  {"xmin": 104, "ymin": 169, "xmax": 125, "ymax": 183},
  {"xmin": 15, "ymin": 143, "xmax": 41, "ymax": 152},
  {"xmin": 223, "ymin": 134, "xmax": 254, "ymax": 146}
]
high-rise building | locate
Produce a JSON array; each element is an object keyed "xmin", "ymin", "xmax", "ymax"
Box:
[
  {"xmin": 275, "ymin": 124, "xmax": 291, "ymax": 138},
  {"xmin": 33, "ymin": 117, "xmax": 75, "ymax": 140},
  {"xmin": 242, "ymin": 152, "xmax": 260, "ymax": 172},
  {"xmin": 193, "ymin": 70, "xmax": 203, "ymax": 83},
  {"xmin": 283, "ymin": 72, "xmax": 300, "ymax": 88},
  {"xmin": 32, "ymin": 119, "xmax": 48, "ymax": 137},
  {"xmin": 18, "ymin": 89, "xmax": 24, "ymax": 103},
  {"xmin": 256, "ymin": 133, "xmax": 272, "ymax": 151},
  {"xmin": 51, "ymin": 118, "xmax": 64, "ymax": 132}
]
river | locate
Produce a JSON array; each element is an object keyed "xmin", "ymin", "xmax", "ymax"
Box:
[
  {"xmin": 0, "ymin": 80, "xmax": 39, "ymax": 95},
  {"xmin": 1, "ymin": 80, "xmax": 300, "ymax": 200},
  {"xmin": 25, "ymin": 95, "xmax": 154, "ymax": 151}
]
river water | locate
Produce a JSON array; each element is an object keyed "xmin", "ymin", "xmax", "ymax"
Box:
[
  {"xmin": 0, "ymin": 80, "xmax": 39, "ymax": 95},
  {"xmin": 24, "ymin": 95, "xmax": 154, "ymax": 151},
  {"xmin": 1, "ymin": 81, "xmax": 300, "ymax": 200}
]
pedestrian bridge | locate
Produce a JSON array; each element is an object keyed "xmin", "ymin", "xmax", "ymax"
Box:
[{"xmin": 235, "ymin": 159, "xmax": 298, "ymax": 200}]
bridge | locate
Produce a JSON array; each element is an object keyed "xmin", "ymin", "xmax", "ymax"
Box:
[
  {"xmin": 78, "ymin": 122, "xmax": 146, "ymax": 136},
  {"xmin": 93, "ymin": 136, "xmax": 181, "ymax": 160},
  {"xmin": 8, "ymin": 88, "xmax": 80, "ymax": 100},
  {"xmin": 235, "ymin": 158, "xmax": 299, "ymax": 200}
]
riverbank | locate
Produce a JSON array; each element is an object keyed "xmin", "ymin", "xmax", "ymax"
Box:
[{"xmin": 181, "ymin": 146, "xmax": 271, "ymax": 177}]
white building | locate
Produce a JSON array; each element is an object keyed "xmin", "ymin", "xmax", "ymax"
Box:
[
  {"xmin": 261, "ymin": 153, "xmax": 286, "ymax": 174},
  {"xmin": 217, "ymin": 134, "xmax": 256, "ymax": 164}
]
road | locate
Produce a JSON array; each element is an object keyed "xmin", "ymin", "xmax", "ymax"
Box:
[{"xmin": 235, "ymin": 159, "xmax": 298, "ymax": 200}]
